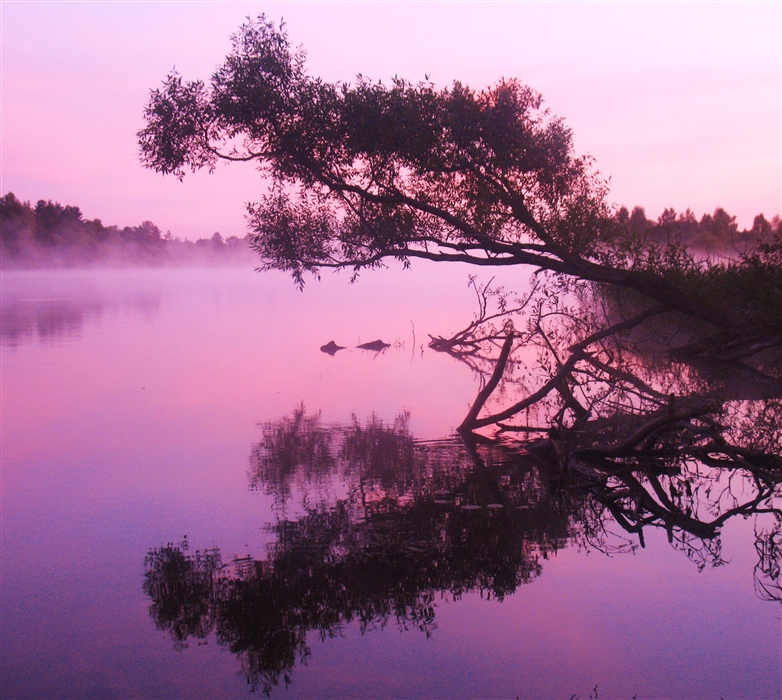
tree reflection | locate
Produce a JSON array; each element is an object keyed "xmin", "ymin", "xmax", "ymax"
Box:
[
  {"xmin": 146, "ymin": 415, "xmax": 578, "ymax": 694},
  {"xmin": 145, "ymin": 275, "xmax": 782, "ymax": 694},
  {"xmin": 439, "ymin": 278, "xmax": 782, "ymax": 570},
  {"xmin": 1, "ymin": 286, "xmax": 163, "ymax": 347},
  {"xmin": 146, "ymin": 396, "xmax": 781, "ymax": 694}
]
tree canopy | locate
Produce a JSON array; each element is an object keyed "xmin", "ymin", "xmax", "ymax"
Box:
[
  {"xmin": 139, "ymin": 16, "xmax": 605, "ymax": 282},
  {"xmin": 137, "ymin": 23, "xmax": 781, "ymax": 682},
  {"xmin": 139, "ymin": 15, "xmax": 780, "ymax": 336}
]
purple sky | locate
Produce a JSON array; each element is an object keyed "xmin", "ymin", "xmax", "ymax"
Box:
[{"xmin": 2, "ymin": 2, "xmax": 779, "ymax": 239}]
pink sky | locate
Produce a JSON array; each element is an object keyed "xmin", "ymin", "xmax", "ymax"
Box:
[{"xmin": 2, "ymin": 2, "xmax": 779, "ymax": 239}]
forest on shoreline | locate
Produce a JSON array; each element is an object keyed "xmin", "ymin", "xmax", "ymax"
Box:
[
  {"xmin": 0, "ymin": 192, "xmax": 256, "ymax": 269},
  {"xmin": 2, "ymin": 191, "xmax": 779, "ymax": 271}
]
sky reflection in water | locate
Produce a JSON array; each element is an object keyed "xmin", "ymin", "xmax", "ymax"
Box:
[{"xmin": 1, "ymin": 267, "xmax": 780, "ymax": 699}]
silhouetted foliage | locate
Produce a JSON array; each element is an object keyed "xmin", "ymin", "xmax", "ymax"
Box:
[
  {"xmin": 139, "ymin": 15, "xmax": 780, "ymax": 340},
  {"xmin": 137, "ymin": 16, "xmax": 781, "ymax": 692},
  {"xmin": 0, "ymin": 192, "xmax": 254, "ymax": 268},
  {"xmin": 614, "ymin": 206, "xmax": 780, "ymax": 250}
]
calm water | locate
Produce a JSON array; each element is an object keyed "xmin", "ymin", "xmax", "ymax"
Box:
[{"xmin": 2, "ymin": 266, "xmax": 780, "ymax": 699}]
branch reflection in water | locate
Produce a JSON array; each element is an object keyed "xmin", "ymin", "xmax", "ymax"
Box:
[
  {"xmin": 144, "ymin": 404, "xmax": 781, "ymax": 693},
  {"xmin": 145, "ymin": 276, "xmax": 781, "ymax": 694}
]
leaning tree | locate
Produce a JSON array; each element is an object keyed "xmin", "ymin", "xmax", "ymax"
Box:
[
  {"xmin": 139, "ymin": 21, "xmax": 782, "ymax": 647},
  {"xmin": 138, "ymin": 15, "xmax": 780, "ymax": 337},
  {"xmin": 138, "ymin": 12, "xmax": 782, "ymax": 460}
]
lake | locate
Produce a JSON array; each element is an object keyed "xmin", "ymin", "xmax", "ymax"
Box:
[{"xmin": 2, "ymin": 265, "xmax": 780, "ymax": 699}]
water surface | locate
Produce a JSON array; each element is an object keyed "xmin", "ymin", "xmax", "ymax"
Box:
[{"xmin": 2, "ymin": 267, "xmax": 780, "ymax": 699}]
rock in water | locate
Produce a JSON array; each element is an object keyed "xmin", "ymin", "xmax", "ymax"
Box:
[
  {"xmin": 320, "ymin": 340, "xmax": 345, "ymax": 355},
  {"xmin": 356, "ymin": 339, "xmax": 391, "ymax": 351}
]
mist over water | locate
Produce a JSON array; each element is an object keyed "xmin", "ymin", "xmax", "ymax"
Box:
[
  {"xmin": 0, "ymin": 192, "xmax": 265, "ymax": 270},
  {"xmin": 2, "ymin": 266, "xmax": 780, "ymax": 699}
]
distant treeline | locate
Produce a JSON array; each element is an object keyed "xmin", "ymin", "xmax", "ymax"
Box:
[
  {"xmin": 0, "ymin": 192, "xmax": 256, "ymax": 268},
  {"xmin": 1, "ymin": 192, "xmax": 779, "ymax": 269},
  {"xmin": 616, "ymin": 205, "xmax": 780, "ymax": 250}
]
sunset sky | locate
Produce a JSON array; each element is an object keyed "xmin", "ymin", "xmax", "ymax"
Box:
[{"xmin": 2, "ymin": 2, "xmax": 780, "ymax": 239}]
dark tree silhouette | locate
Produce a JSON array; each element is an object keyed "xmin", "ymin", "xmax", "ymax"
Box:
[
  {"xmin": 0, "ymin": 192, "xmax": 254, "ymax": 268},
  {"xmin": 138, "ymin": 16, "xmax": 782, "ymax": 692},
  {"xmin": 139, "ymin": 15, "xmax": 781, "ymax": 344},
  {"xmin": 424, "ymin": 272, "xmax": 781, "ymax": 434}
]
